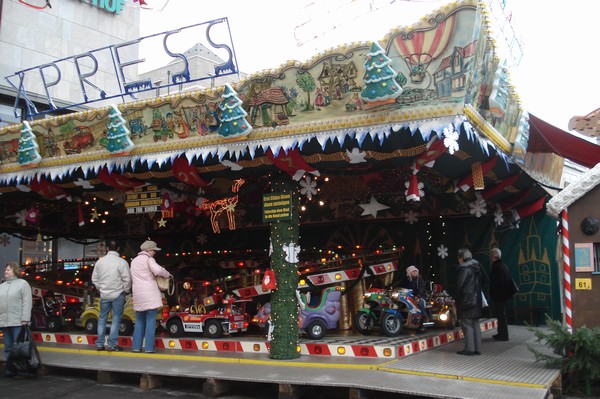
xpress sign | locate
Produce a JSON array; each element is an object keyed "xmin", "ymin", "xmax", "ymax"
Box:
[{"xmin": 5, "ymin": 18, "xmax": 238, "ymax": 119}]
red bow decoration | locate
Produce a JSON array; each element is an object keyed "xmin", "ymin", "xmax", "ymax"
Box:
[
  {"xmin": 266, "ymin": 148, "xmax": 320, "ymax": 181},
  {"xmin": 261, "ymin": 269, "xmax": 277, "ymax": 291},
  {"xmin": 29, "ymin": 177, "xmax": 71, "ymax": 201},
  {"xmin": 172, "ymin": 156, "xmax": 208, "ymax": 187},
  {"xmin": 415, "ymin": 136, "xmax": 448, "ymax": 171},
  {"xmin": 25, "ymin": 207, "xmax": 40, "ymax": 224},
  {"xmin": 98, "ymin": 167, "xmax": 144, "ymax": 189}
]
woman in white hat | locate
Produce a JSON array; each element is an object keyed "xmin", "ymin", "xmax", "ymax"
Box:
[
  {"xmin": 130, "ymin": 239, "xmax": 171, "ymax": 353},
  {"xmin": 399, "ymin": 265, "xmax": 429, "ymax": 321}
]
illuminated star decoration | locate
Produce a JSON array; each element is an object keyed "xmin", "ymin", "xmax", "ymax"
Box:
[
  {"xmin": 91, "ymin": 209, "xmax": 100, "ymax": 220},
  {"xmin": 299, "ymin": 175, "xmax": 317, "ymax": 200},
  {"xmin": 359, "ymin": 196, "xmax": 389, "ymax": 218},
  {"xmin": 346, "ymin": 148, "xmax": 367, "ymax": 164},
  {"xmin": 157, "ymin": 218, "xmax": 167, "ymax": 228},
  {"xmin": 437, "ymin": 244, "xmax": 449, "ymax": 259}
]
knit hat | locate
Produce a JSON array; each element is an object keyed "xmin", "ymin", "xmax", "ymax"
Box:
[
  {"xmin": 140, "ymin": 240, "xmax": 161, "ymax": 251},
  {"xmin": 406, "ymin": 265, "xmax": 418, "ymax": 276}
]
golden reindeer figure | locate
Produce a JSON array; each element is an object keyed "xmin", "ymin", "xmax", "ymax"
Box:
[{"xmin": 201, "ymin": 178, "xmax": 245, "ymax": 233}]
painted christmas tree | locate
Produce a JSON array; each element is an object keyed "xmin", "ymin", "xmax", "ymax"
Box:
[
  {"xmin": 17, "ymin": 121, "xmax": 42, "ymax": 166},
  {"xmin": 217, "ymin": 84, "xmax": 252, "ymax": 139},
  {"xmin": 360, "ymin": 42, "xmax": 403, "ymax": 105},
  {"xmin": 106, "ymin": 105, "xmax": 135, "ymax": 155}
]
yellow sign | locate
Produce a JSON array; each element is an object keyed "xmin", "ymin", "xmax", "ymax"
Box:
[
  {"xmin": 575, "ymin": 278, "xmax": 592, "ymax": 290},
  {"xmin": 125, "ymin": 185, "xmax": 161, "ymax": 214},
  {"xmin": 263, "ymin": 191, "xmax": 292, "ymax": 222}
]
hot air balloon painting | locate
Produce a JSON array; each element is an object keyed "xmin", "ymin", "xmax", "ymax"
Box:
[{"xmin": 393, "ymin": 14, "xmax": 456, "ymax": 85}]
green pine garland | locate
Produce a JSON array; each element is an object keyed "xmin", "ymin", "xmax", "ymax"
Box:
[{"xmin": 269, "ymin": 172, "xmax": 300, "ymax": 360}]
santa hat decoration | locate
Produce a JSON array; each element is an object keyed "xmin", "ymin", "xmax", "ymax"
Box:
[
  {"xmin": 405, "ymin": 173, "xmax": 421, "ymax": 202},
  {"xmin": 77, "ymin": 203, "xmax": 85, "ymax": 227}
]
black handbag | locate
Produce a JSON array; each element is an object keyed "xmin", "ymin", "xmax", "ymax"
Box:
[{"xmin": 7, "ymin": 326, "xmax": 42, "ymax": 374}]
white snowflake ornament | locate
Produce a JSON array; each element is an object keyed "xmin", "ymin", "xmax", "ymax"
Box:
[
  {"xmin": 346, "ymin": 148, "xmax": 367, "ymax": 164},
  {"xmin": 443, "ymin": 124, "xmax": 459, "ymax": 155},
  {"xmin": 494, "ymin": 205, "xmax": 504, "ymax": 226},
  {"xmin": 299, "ymin": 175, "xmax": 317, "ymax": 200},
  {"xmin": 469, "ymin": 197, "xmax": 487, "ymax": 217},
  {"xmin": 437, "ymin": 244, "xmax": 449, "ymax": 259},
  {"xmin": 404, "ymin": 210, "xmax": 419, "ymax": 225}
]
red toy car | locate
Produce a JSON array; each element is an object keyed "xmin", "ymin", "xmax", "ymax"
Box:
[{"xmin": 162, "ymin": 298, "xmax": 250, "ymax": 338}]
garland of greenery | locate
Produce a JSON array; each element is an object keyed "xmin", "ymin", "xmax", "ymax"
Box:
[{"xmin": 269, "ymin": 172, "xmax": 301, "ymax": 360}]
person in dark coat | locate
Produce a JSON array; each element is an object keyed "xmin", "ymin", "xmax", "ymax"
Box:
[
  {"xmin": 455, "ymin": 248, "xmax": 483, "ymax": 356},
  {"xmin": 489, "ymin": 248, "xmax": 514, "ymax": 341}
]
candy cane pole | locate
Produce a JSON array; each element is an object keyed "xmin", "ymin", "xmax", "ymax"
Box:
[{"xmin": 561, "ymin": 210, "xmax": 573, "ymax": 333}]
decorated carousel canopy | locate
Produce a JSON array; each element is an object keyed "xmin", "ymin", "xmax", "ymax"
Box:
[{"xmin": 0, "ymin": 0, "xmax": 550, "ymax": 242}]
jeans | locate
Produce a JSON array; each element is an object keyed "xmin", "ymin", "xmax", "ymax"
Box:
[
  {"xmin": 132, "ymin": 308, "xmax": 158, "ymax": 353},
  {"xmin": 1, "ymin": 325, "xmax": 22, "ymax": 361},
  {"xmin": 460, "ymin": 318, "xmax": 482, "ymax": 352},
  {"xmin": 97, "ymin": 291, "xmax": 126, "ymax": 349}
]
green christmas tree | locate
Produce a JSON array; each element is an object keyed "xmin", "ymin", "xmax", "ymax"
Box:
[
  {"xmin": 360, "ymin": 42, "xmax": 403, "ymax": 105},
  {"xmin": 217, "ymin": 84, "xmax": 252, "ymax": 139},
  {"xmin": 17, "ymin": 121, "xmax": 42, "ymax": 166},
  {"xmin": 106, "ymin": 105, "xmax": 134, "ymax": 155}
]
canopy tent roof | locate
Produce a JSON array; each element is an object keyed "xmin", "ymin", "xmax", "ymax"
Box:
[{"xmin": 528, "ymin": 113, "xmax": 600, "ymax": 169}]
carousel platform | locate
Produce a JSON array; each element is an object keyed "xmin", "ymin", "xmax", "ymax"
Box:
[{"xmin": 1, "ymin": 320, "xmax": 561, "ymax": 399}]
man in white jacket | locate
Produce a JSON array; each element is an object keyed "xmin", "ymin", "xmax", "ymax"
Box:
[{"xmin": 92, "ymin": 240, "xmax": 131, "ymax": 351}]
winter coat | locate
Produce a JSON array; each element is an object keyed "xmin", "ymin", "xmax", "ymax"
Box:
[
  {"xmin": 489, "ymin": 259, "xmax": 516, "ymax": 302},
  {"xmin": 399, "ymin": 275, "xmax": 427, "ymax": 298},
  {"xmin": 455, "ymin": 258, "xmax": 483, "ymax": 319},
  {"xmin": 0, "ymin": 277, "xmax": 32, "ymax": 328},
  {"xmin": 92, "ymin": 251, "xmax": 132, "ymax": 300},
  {"xmin": 130, "ymin": 251, "xmax": 171, "ymax": 312}
]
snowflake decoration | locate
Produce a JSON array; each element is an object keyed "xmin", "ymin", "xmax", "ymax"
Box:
[
  {"xmin": 0, "ymin": 233, "xmax": 11, "ymax": 247},
  {"xmin": 469, "ymin": 197, "xmax": 487, "ymax": 217},
  {"xmin": 299, "ymin": 175, "xmax": 317, "ymax": 200},
  {"xmin": 346, "ymin": 148, "xmax": 367, "ymax": 164},
  {"xmin": 404, "ymin": 210, "xmax": 419, "ymax": 225},
  {"xmin": 494, "ymin": 205, "xmax": 504, "ymax": 226},
  {"xmin": 442, "ymin": 124, "xmax": 460, "ymax": 155},
  {"xmin": 196, "ymin": 234, "xmax": 208, "ymax": 245},
  {"xmin": 15, "ymin": 209, "xmax": 28, "ymax": 226},
  {"xmin": 437, "ymin": 245, "xmax": 449, "ymax": 259}
]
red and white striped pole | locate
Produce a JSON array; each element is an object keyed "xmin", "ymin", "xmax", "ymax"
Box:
[{"xmin": 561, "ymin": 210, "xmax": 573, "ymax": 333}]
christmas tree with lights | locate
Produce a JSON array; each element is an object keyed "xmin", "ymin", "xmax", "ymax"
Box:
[
  {"xmin": 360, "ymin": 42, "xmax": 403, "ymax": 105},
  {"xmin": 106, "ymin": 105, "xmax": 135, "ymax": 155},
  {"xmin": 217, "ymin": 84, "xmax": 252, "ymax": 140},
  {"xmin": 17, "ymin": 121, "xmax": 42, "ymax": 167}
]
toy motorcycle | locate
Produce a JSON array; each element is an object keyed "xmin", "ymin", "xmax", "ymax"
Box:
[
  {"xmin": 427, "ymin": 283, "xmax": 458, "ymax": 327},
  {"xmin": 353, "ymin": 287, "xmax": 393, "ymax": 335},
  {"xmin": 380, "ymin": 288, "xmax": 434, "ymax": 336}
]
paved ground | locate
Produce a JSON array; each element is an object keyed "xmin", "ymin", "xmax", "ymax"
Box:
[{"xmin": 0, "ymin": 367, "xmax": 429, "ymax": 399}]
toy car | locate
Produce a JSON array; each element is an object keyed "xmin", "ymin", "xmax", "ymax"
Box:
[
  {"xmin": 75, "ymin": 296, "xmax": 138, "ymax": 336},
  {"xmin": 162, "ymin": 298, "xmax": 250, "ymax": 338},
  {"xmin": 251, "ymin": 286, "xmax": 343, "ymax": 340},
  {"xmin": 30, "ymin": 296, "xmax": 65, "ymax": 332}
]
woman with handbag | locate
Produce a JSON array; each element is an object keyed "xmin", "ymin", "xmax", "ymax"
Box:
[
  {"xmin": 130, "ymin": 240, "xmax": 171, "ymax": 353},
  {"xmin": 0, "ymin": 262, "xmax": 32, "ymax": 377}
]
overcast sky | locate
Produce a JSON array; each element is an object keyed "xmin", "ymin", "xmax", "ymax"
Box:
[{"xmin": 139, "ymin": 0, "xmax": 599, "ymax": 133}]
